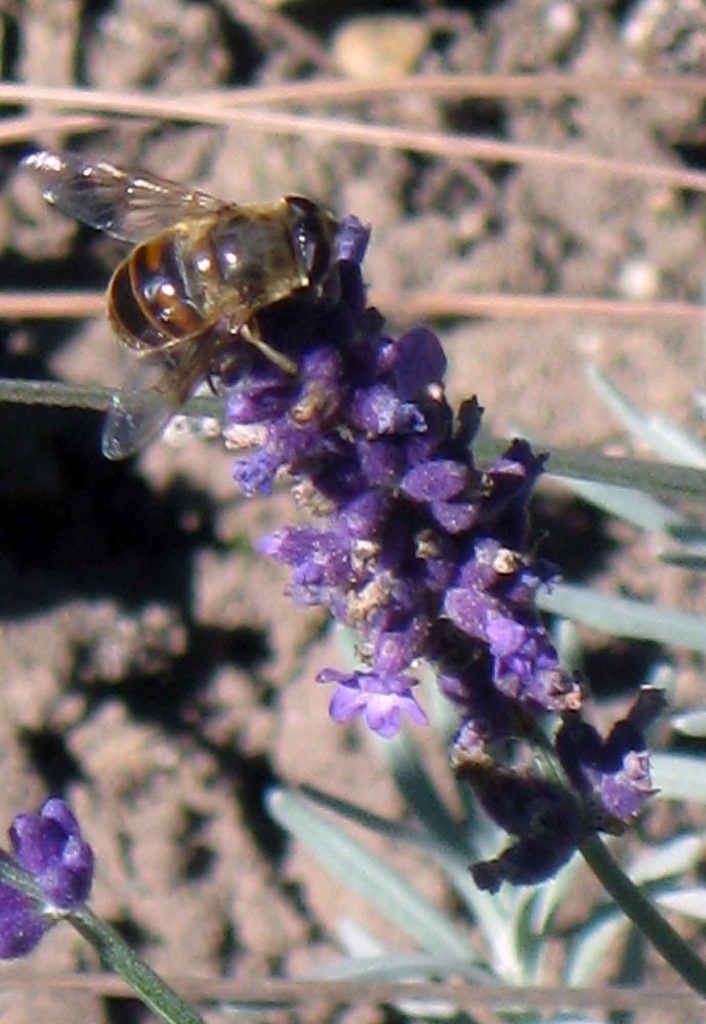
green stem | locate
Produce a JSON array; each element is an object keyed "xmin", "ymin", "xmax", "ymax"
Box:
[
  {"xmin": 0, "ymin": 857, "xmax": 205, "ymax": 1023},
  {"xmin": 68, "ymin": 906, "xmax": 207, "ymax": 1024},
  {"xmin": 580, "ymin": 833, "xmax": 706, "ymax": 997},
  {"xmin": 0, "ymin": 377, "xmax": 222, "ymax": 419},
  {"xmin": 3, "ymin": 376, "xmax": 706, "ymax": 497}
]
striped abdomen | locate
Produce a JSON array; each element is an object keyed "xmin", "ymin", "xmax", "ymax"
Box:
[
  {"xmin": 107, "ymin": 209, "xmax": 308, "ymax": 354},
  {"xmin": 108, "ymin": 228, "xmax": 212, "ymax": 352}
]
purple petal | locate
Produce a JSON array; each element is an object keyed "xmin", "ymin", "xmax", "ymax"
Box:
[
  {"xmin": 402, "ymin": 460, "xmax": 469, "ymax": 502},
  {"xmin": 339, "ymin": 491, "xmax": 388, "ymax": 539},
  {"xmin": 430, "ymin": 500, "xmax": 478, "ymax": 534},
  {"xmin": 357, "ymin": 439, "xmax": 406, "ymax": 487},
  {"xmin": 328, "ymin": 680, "xmax": 367, "ymax": 723},
  {"xmin": 444, "ymin": 587, "xmax": 488, "ymax": 639},
  {"xmin": 10, "ymin": 799, "xmax": 94, "ymax": 910},
  {"xmin": 0, "ymin": 883, "xmax": 47, "ymax": 959},
  {"xmin": 318, "ymin": 668, "xmax": 428, "ymax": 737},
  {"xmin": 557, "ymin": 688, "xmax": 663, "ymax": 824},
  {"xmin": 335, "ymin": 215, "xmax": 371, "ymax": 264},
  {"xmin": 598, "ymin": 749, "xmax": 654, "ymax": 822},
  {"xmin": 374, "ymin": 615, "xmax": 429, "ymax": 673},
  {"xmin": 349, "ymin": 384, "xmax": 424, "ymax": 436},
  {"xmin": 226, "ymin": 377, "xmax": 295, "ymax": 424},
  {"xmin": 485, "ymin": 615, "xmax": 527, "ymax": 657},
  {"xmin": 392, "ymin": 328, "xmax": 447, "ymax": 400},
  {"xmin": 364, "ymin": 696, "xmax": 403, "ymax": 737}
]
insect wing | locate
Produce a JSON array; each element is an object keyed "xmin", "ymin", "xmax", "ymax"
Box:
[
  {"xmin": 102, "ymin": 350, "xmax": 180, "ymax": 459},
  {"xmin": 101, "ymin": 335, "xmax": 200, "ymax": 456},
  {"xmin": 23, "ymin": 150, "xmax": 230, "ymax": 243},
  {"xmin": 103, "ymin": 389, "xmax": 175, "ymax": 460}
]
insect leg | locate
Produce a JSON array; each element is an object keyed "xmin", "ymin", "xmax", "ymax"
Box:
[{"xmin": 239, "ymin": 321, "xmax": 298, "ymax": 375}]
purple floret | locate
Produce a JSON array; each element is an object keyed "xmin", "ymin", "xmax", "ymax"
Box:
[
  {"xmin": 0, "ymin": 884, "xmax": 47, "ymax": 958},
  {"xmin": 10, "ymin": 798, "xmax": 94, "ymax": 910},
  {"xmin": 318, "ymin": 667, "xmax": 428, "ymax": 738},
  {"xmin": 556, "ymin": 688, "xmax": 665, "ymax": 827},
  {"xmin": 0, "ymin": 799, "xmax": 94, "ymax": 959}
]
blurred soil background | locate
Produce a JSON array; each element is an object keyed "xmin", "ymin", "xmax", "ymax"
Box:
[{"xmin": 0, "ymin": 1, "xmax": 706, "ymax": 1022}]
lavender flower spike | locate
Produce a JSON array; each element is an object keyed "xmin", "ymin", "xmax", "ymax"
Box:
[
  {"xmin": 0, "ymin": 798, "xmax": 94, "ymax": 958},
  {"xmin": 224, "ymin": 208, "xmax": 661, "ymax": 887},
  {"xmin": 226, "ymin": 215, "xmax": 580, "ymax": 740}
]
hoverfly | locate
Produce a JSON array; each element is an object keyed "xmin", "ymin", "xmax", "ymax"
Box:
[{"xmin": 23, "ymin": 150, "xmax": 338, "ymax": 459}]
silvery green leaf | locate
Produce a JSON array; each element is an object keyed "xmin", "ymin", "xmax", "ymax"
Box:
[
  {"xmin": 659, "ymin": 549, "xmax": 706, "ymax": 570},
  {"xmin": 540, "ymin": 1019, "xmax": 601, "ymax": 1024},
  {"xmin": 377, "ymin": 726, "xmax": 467, "ymax": 855},
  {"xmin": 585, "ymin": 364, "xmax": 706, "ymax": 466},
  {"xmin": 651, "ymin": 753, "xmax": 706, "ymax": 802},
  {"xmin": 337, "ymin": 917, "xmax": 383, "ymax": 958},
  {"xmin": 514, "ymin": 418, "xmax": 687, "ymax": 532},
  {"xmin": 531, "ymin": 854, "xmax": 585, "ymax": 934},
  {"xmin": 510, "ymin": 888, "xmax": 546, "ymax": 984},
  {"xmin": 655, "ymin": 887, "xmax": 706, "ymax": 921},
  {"xmin": 628, "ymin": 834, "xmax": 704, "ymax": 884},
  {"xmin": 552, "ymin": 618, "xmax": 584, "ymax": 674},
  {"xmin": 639, "ymin": 415, "xmax": 706, "ymax": 468},
  {"xmin": 295, "ymin": 785, "xmax": 519, "ymax": 981},
  {"xmin": 538, "ymin": 583, "xmax": 706, "ymax": 651},
  {"xmin": 670, "ymin": 709, "xmax": 706, "ymax": 738},
  {"xmin": 474, "ymin": 437, "xmax": 706, "ymax": 499},
  {"xmin": 298, "ymin": 783, "xmax": 458, "ymax": 859},
  {"xmin": 308, "ymin": 950, "xmax": 488, "ymax": 985},
  {"xmin": 266, "ymin": 787, "xmax": 471, "ymax": 958},
  {"xmin": 552, "ymin": 475, "xmax": 687, "ymax": 533},
  {"xmin": 439, "ymin": 858, "xmax": 520, "ymax": 981},
  {"xmin": 564, "ymin": 912, "xmax": 627, "ymax": 986}
]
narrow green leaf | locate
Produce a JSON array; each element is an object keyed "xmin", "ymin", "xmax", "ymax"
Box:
[
  {"xmin": 628, "ymin": 835, "xmax": 704, "ymax": 885},
  {"xmin": 564, "ymin": 912, "xmax": 627, "ymax": 986},
  {"xmin": 659, "ymin": 550, "xmax": 706, "ymax": 570},
  {"xmin": 378, "ymin": 728, "xmax": 467, "ymax": 855},
  {"xmin": 297, "ymin": 783, "xmax": 517, "ymax": 977},
  {"xmin": 511, "ymin": 889, "xmax": 545, "ymax": 985},
  {"xmin": 585, "ymin": 364, "xmax": 706, "ymax": 467},
  {"xmin": 554, "ymin": 476, "xmax": 687, "ymax": 533},
  {"xmin": 645, "ymin": 416, "xmax": 706, "ymax": 468},
  {"xmin": 473, "ymin": 437, "xmax": 706, "ymax": 500},
  {"xmin": 531, "ymin": 854, "xmax": 585, "ymax": 934},
  {"xmin": 655, "ymin": 887, "xmax": 706, "ymax": 921},
  {"xmin": 538, "ymin": 583, "xmax": 706, "ymax": 651},
  {"xmin": 437, "ymin": 857, "xmax": 520, "ymax": 982},
  {"xmin": 266, "ymin": 788, "xmax": 471, "ymax": 958},
  {"xmin": 308, "ymin": 951, "xmax": 490, "ymax": 984},
  {"xmin": 651, "ymin": 753, "xmax": 706, "ymax": 802},
  {"xmin": 670, "ymin": 709, "xmax": 706, "ymax": 738}
]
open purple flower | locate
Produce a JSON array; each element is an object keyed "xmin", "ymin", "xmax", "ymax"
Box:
[{"xmin": 318, "ymin": 667, "xmax": 428, "ymax": 738}]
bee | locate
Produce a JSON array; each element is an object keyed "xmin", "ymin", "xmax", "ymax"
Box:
[{"xmin": 23, "ymin": 150, "xmax": 338, "ymax": 459}]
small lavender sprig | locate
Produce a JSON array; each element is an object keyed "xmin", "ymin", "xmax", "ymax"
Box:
[
  {"xmin": 0, "ymin": 798, "xmax": 93, "ymax": 957},
  {"xmin": 0, "ymin": 799, "xmax": 205, "ymax": 1024},
  {"xmin": 224, "ymin": 215, "xmax": 662, "ymax": 890}
]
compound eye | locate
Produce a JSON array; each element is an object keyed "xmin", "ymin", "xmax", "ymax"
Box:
[{"xmin": 286, "ymin": 195, "xmax": 334, "ymax": 286}]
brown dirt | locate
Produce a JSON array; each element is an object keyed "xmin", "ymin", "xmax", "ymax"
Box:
[{"xmin": 1, "ymin": 2, "xmax": 706, "ymax": 1022}]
